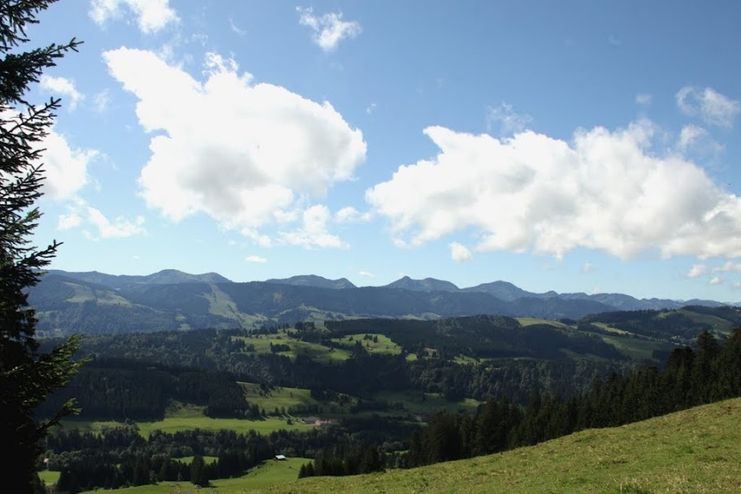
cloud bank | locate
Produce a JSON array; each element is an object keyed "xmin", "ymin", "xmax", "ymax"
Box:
[
  {"xmin": 367, "ymin": 122, "xmax": 741, "ymax": 260},
  {"xmin": 104, "ymin": 48, "xmax": 366, "ymax": 245}
]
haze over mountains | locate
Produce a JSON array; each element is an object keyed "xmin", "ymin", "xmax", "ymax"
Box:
[{"xmin": 31, "ymin": 269, "xmax": 728, "ymax": 335}]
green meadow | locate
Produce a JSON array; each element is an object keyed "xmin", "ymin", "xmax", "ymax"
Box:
[
  {"xmin": 330, "ymin": 333, "xmax": 403, "ymax": 355},
  {"xmin": 79, "ymin": 457, "xmax": 311, "ymax": 494},
  {"xmin": 61, "ymin": 402, "xmax": 312, "ymax": 438},
  {"xmin": 237, "ymin": 333, "xmax": 352, "ymax": 363},
  {"xmin": 240, "ymin": 382, "xmax": 319, "ymax": 412},
  {"xmin": 38, "ymin": 470, "xmax": 60, "ymax": 487}
]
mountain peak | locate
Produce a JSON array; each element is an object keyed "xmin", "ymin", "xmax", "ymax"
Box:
[
  {"xmin": 145, "ymin": 269, "xmax": 231, "ymax": 284},
  {"xmin": 265, "ymin": 274, "xmax": 356, "ymax": 290},
  {"xmin": 386, "ymin": 276, "xmax": 459, "ymax": 292}
]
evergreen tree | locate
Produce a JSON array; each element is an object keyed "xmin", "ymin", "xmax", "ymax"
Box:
[
  {"xmin": 190, "ymin": 455, "xmax": 209, "ymax": 487},
  {"xmin": 0, "ymin": 2, "xmax": 84, "ymax": 492}
]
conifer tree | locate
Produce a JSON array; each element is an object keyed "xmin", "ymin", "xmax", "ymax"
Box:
[
  {"xmin": 190, "ymin": 455, "xmax": 209, "ymax": 487},
  {"xmin": 0, "ymin": 1, "xmax": 84, "ymax": 492}
]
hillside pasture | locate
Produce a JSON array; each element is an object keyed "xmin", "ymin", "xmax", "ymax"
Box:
[
  {"xmin": 240, "ymin": 382, "xmax": 320, "ymax": 412},
  {"xmin": 269, "ymin": 398, "xmax": 741, "ymax": 493},
  {"xmin": 330, "ymin": 333, "xmax": 404, "ymax": 355},
  {"xmin": 236, "ymin": 333, "xmax": 352, "ymax": 363}
]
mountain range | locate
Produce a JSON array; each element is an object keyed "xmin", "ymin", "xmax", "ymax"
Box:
[{"xmin": 30, "ymin": 269, "xmax": 729, "ymax": 335}]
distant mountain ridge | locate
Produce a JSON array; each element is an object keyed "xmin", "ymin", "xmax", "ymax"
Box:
[
  {"xmin": 385, "ymin": 276, "xmax": 459, "ymax": 292},
  {"xmin": 30, "ymin": 269, "xmax": 733, "ymax": 334},
  {"xmin": 266, "ymin": 275, "xmax": 356, "ymax": 290},
  {"xmin": 49, "ymin": 269, "xmax": 231, "ymax": 290}
]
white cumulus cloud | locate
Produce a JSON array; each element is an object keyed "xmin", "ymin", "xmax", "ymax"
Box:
[
  {"xmin": 676, "ymin": 86, "xmax": 740, "ymax": 128},
  {"xmin": 709, "ymin": 276, "xmax": 723, "ymax": 286},
  {"xmin": 367, "ymin": 121, "xmax": 741, "ymax": 260},
  {"xmin": 90, "ymin": 0, "xmax": 177, "ymax": 33},
  {"xmin": 297, "ymin": 7, "xmax": 361, "ymax": 52},
  {"xmin": 40, "ymin": 129, "xmax": 98, "ymax": 199},
  {"xmin": 86, "ymin": 206, "xmax": 145, "ymax": 239},
  {"xmin": 39, "ymin": 75, "xmax": 84, "ymax": 110},
  {"xmin": 104, "ymin": 48, "xmax": 365, "ymax": 244},
  {"xmin": 449, "ymin": 242, "xmax": 472, "ymax": 262},
  {"xmin": 334, "ymin": 206, "xmax": 371, "ymax": 223},
  {"xmin": 279, "ymin": 205, "xmax": 347, "ymax": 249}
]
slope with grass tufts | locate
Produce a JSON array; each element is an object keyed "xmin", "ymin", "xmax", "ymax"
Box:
[{"xmin": 268, "ymin": 398, "xmax": 741, "ymax": 494}]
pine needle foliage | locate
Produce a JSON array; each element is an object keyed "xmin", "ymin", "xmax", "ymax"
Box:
[{"xmin": 0, "ymin": 1, "xmax": 85, "ymax": 492}]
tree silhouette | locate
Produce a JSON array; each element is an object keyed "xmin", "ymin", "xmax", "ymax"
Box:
[
  {"xmin": 0, "ymin": 1, "xmax": 84, "ymax": 492},
  {"xmin": 190, "ymin": 455, "xmax": 209, "ymax": 487}
]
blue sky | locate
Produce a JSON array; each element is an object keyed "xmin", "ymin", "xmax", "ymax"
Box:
[{"xmin": 29, "ymin": 0, "xmax": 741, "ymax": 301}]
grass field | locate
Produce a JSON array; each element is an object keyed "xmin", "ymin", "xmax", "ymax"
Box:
[
  {"xmin": 591, "ymin": 321, "xmax": 631, "ymax": 335},
  {"xmin": 61, "ymin": 402, "xmax": 313, "ymax": 437},
  {"xmin": 516, "ymin": 317, "xmax": 571, "ymax": 329},
  {"xmin": 174, "ymin": 455, "xmax": 219, "ymax": 465},
  {"xmin": 141, "ymin": 415, "xmax": 312, "ymax": 437},
  {"xmin": 267, "ymin": 398, "xmax": 741, "ymax": 494},
  {"xmin": 599, "ymin": 334, "xmax": 672, "ymax": 361},
  {"xmin": 38, "ymin": 470, "xmax": 60, "ymax": 486},
  {"xmin": 79, "ymin": 457, "xmax": 311, "ymax": 494},
  {"xmin": 330, "ymin": 333, "xmax": 403, "ymax": 355},
  {"xmin": 240, "ymin": 382, "xmax": 320, "ymax": 412},
  {"xmin": 237, "ymin": 333, "xmax": 352, "ymax": 363}
]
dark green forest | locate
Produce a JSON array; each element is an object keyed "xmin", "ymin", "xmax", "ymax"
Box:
[{"xmin": 305, "ymin": 329, "xmax": 741, "ymax": 475}]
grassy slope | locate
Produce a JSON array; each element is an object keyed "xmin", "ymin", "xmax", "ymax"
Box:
[
  {"xmin": 267, "ymin": 398, "xmax": 741, "ymax": 494},
  {"xmin": 240, "ymin": 383, "xmax": 320, "ymax": 412},
  {"xmin": 38, "ymin": 470, "xmax": 60, "ymax": 486},
  {"xmin": 79, "ymin": 458, "xmax": 311, "ymax": 494},
  {"xmin": 237, "ymin": 333, "xmax": 352, "ymax": 363},
  {"xmin": 330, "ymin": 333, "xmax": 403, "ymax": 355}
]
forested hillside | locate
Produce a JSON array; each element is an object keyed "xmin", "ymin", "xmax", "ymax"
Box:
[{"xmin": 36, "ymin": 310, "xmax": 741, "ymax": 492}]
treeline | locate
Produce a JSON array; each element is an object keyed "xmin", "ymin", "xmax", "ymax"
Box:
[
  {"xmin": 37, "ymin": 359, "xmax": 260, "ymax": 420},
  {"xmin": 298, "ymin": 441, "xmax": 383, "ymax": 478},
  {"xmin": 45, "ymin": 425, "xmax": 352, "ymax": 493},
  {"xmin": 404, "ymin": 329, "xmax": 741, "ymax": 467},
  {"xmin": 326, "ymin": 316, "xmax": 625, "ymax": 361}
]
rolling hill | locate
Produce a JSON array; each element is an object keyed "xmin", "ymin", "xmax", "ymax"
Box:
[{"xmin": 268, "ymin": 398, "xmax": 741, "ymax": 494}]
